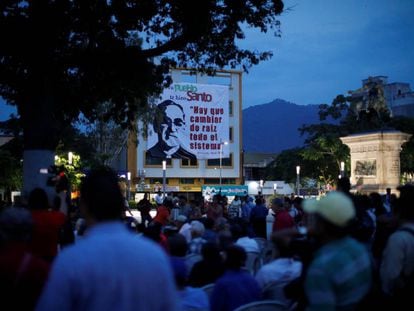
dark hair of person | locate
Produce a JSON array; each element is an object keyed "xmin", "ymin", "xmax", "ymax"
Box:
[
  {"xmin": 316, "ymin": 214, "xmax": 350, "ymax": 238},
  {"xmin": 201, "ymin": 217, "xmax": 215, "ymax": 230},
  {"xmin": 0, "ymin": 207, "xmax": 33, "ymax": 244},
  {"xmin": 396, "ymin": 184, "xmax": 414, "ymax": 221},
  {"xmin": 163, "ymin": 198, "xmax": 174, "ymax": 209},
  {"xmin": 79, "ymin": 167, "xmax": 124, "ymax": 221},
  {"xmin": 293, "ymin": 196, "xmax": 303, "ymax": 206},
  {"xmin": 224, "ymin": 245, "xmax": 247, "ymax": 270},
  {"xmin": 369, "ymin": 191, "xmax": 387, "ymax": 216},
  {"xmin": 337, "ymin": 177, "xmax": 351, "ymax": 194},
  {"xmin": 201, "ymin": 242, "xmax": 222, "ymax": 261},
  {"xmin": 167, "ymin": 233, "xmax": 188, "ymax": 257},
  {"xmin": 28, "ymin": 188, "xmax": 50, "ymax": 210}
]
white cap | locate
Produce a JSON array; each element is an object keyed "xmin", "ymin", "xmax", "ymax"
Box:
[{"xmin": 303, "ymin": 191, "xmax": 355, "ymax": 227}]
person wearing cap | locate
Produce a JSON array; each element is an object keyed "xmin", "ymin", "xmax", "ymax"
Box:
[
  {"xmin": 188, "ymin": 220, "xmax": 207, "ymax": 255},
  {"xmin": 176, "ymin": 215, "xmax": 192, "ymax": 243},
  {"xmin": 302, "ymin": 191, "xmax": 372, "ymax": 311}
]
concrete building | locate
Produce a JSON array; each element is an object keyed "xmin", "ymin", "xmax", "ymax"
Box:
[
  {"xmin": 243, "ymin": 152, "xmax": 277, "ymax": 181},
  {"xmin": 124, "ymin": 68, "xmax": 244, "ymax": 201}
]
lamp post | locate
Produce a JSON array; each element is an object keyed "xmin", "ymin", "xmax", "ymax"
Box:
[
  {"xmin": 162, "ymin": 160, "xmax": 167, "ymax": 199},
  {"xmin": 68, "ymin": 151, "xmax": 73, "ymax": 165},
  {"xmin": 127, "ymin": 172, "xmax": 131, "ymax": 200},
  {"xmin": 259, "ymin": 179, "xmax": 264, "ymax": 195},
  {"xmin": 340, "ymin": 161, "xmax": 345, "ymax": 178},
  {"xmin": 219, "ymin": 140, "xmax": 228, "ymax": 187},
  {"xmin": 296, "ymin": 165, "xmax": 300, "ymax": 197}
]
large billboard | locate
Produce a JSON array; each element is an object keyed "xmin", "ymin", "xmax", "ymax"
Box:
[{"xmin": 147, "ymin": 83, "xmax": 229, "ymax": 160}]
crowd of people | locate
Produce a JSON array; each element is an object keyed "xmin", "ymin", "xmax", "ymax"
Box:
[{"xmin": 0, "ymin": 168, "xmax": 413, "ymax": 311}]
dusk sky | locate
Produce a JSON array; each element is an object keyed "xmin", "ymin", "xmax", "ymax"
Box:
[
  {"xmin": 241, "ymin": 0, "xmax": 414, "ymax": 107},
  {"xmin": 1, "ymin": 0, "xmax": 414, "ymax": 120}
]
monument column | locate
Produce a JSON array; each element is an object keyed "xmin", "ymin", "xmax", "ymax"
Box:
[{"xmin": 340, "ymin": 130, "xmax": 411, "ymax": 194}]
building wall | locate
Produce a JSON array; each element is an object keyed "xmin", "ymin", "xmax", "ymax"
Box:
[{"xmin": 128, "ymin": 68, "xmax": 243, "ymax": 194}]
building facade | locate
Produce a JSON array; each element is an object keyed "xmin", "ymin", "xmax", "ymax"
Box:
[{"xmin": 126, "ymin": 68, "xmax": 243, "ymax": 200}]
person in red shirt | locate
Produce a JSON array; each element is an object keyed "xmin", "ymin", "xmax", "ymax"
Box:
[
  {"xmin": 152, "ymin": 198, "xmax": 172, "ymax": 227},
  {"xmin": 0, "ymin": 207, "xmax": 50, "ymax": 310},
  {"xmin": 27, "ymin": 188, "xmax": 66, "ymax": 262},
  {"xmin": 271, "ymin": 198, "xmax": 295, "ymax": 232}
]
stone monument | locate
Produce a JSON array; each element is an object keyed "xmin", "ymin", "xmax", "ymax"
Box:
[{"xmin": 340, "ymin": 130, "xmax": 411, "ymax": 194}]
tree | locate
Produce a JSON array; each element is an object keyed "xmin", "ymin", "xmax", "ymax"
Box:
[
  {"xmin": 82, "ymin": 102, "xmax": 129, "ymax": 167},
  {"xmin": 0, "ymin": 138, "xmax": 23, "ymax": 201},
  {"xmin": 0, "ymin": 0, "xmax": 285, "ymax": 197}
]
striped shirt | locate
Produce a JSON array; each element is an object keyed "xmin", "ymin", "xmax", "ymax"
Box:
[{"xmin": 305, "ymin": 236, "xmax": 372, "ymax": 311}]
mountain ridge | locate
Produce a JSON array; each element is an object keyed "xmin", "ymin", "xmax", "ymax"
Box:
[{"xmin": 242, "ymin": 99, "xmax": 320, "ymax": 153}]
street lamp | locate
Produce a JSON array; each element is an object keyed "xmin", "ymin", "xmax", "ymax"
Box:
[
  {"xmin": 340, "ymin": 161, "xmax": 345, "ymax": 178},
  {"xmin": 162, "ymin": 160, "xmax": 167, "ymax": 199},
  {"xmin": 259, "ymin": 179, "xmax": 264, "ymax": 195},
  {"xmin": 219, "ymin": 140, "xmax": 228, "ymax": 187},
  {"xmin": 68, "ymin": 151, "xmax": 73, "ymax": 165},
  {"xmin": 296, "ymin": 165, "xmax": 301, "ymax": 196},
  {"xmin": 127, "ymin": 172, "xmax": 131, "ymax": 200}
]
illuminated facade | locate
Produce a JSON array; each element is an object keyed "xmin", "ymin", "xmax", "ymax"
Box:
[{"xmin": 125, "ymin": 68, "xmax": 243, "ymax": 199}]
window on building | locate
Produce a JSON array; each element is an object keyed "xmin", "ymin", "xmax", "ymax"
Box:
[
  {"xmin": 229, "ymin": 127, "xmax": 233, "ymax": 142},
  {"xmin": 181, "ymin": 158, "xmax": 198, "ymax": 167},
  {"xmin": 207, "ymin": 153, "xmax": 233, "ymax": 167},
  {"xmin": 149, "ymin": 178, "xmax": 165, "ymax": 184},
  {"xmin": 180, "ymin": 178, "xmax": 194, "ymax": 184},
  {"xmin": 203, "ymin": 178, "xmax": 236, "ymax": 185},
  {"xmin": 229, "ymin": 100, "xmax": 233, "ymax": 116},
  {"xmin": 145, "ymin": 152, "xmax": 172, "ymax": 166}
]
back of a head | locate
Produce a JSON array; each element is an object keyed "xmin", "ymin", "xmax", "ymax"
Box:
[
  {"xmin": 28, "ymin": 187, "xmax": 49, "ymax": 210},
  {"xmin": 337, "ymin": 177, "xmax": 351, "ymax": 194},
  {"xmin": 201, "ymin": 217, "xmax": 215, "ymax": 230},
  {"xmin": 224, "ymin": 244, "xmax": 247, "ymax": 270},
  {"xmin": 168, "ymin": 233, "xmax": 188, "ymax": 257},
  {"xmin": 191, "ymin": 220, "xmax": 205, "ymax": 237},
  {"xmin": 255, "ymin": 197, "xmax": 263, "ymax": 205},
  {"xmin": 396, "ymin": 184, "xmax": 414, "ymax": 221},
  {"xmin": 201, "ymin": 242, "xmax": 222, "ymax": 261},
  {"xmin": 80, "ymin": 167, "xmax": 124, "ymax": 221},
  {"xmin": 0, "ymin": 207, "xmax": 33, "ymax": 243}
]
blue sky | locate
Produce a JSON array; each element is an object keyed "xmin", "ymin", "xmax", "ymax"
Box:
[
  {"xmin": 241, "ymin": 0, "xmax": 414, "ymax": 107},
  {"xmin": 1, "ymin": 0, "xmax": 414, "ymax": 120}
]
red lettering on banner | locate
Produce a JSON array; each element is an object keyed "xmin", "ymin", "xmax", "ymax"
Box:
[
  {"xmin": 190, "ymin": 133, "xmax": 208, "ymax": 141},
  {"xmin": 187, "ymin": 91, "xmax": 213, "ymax": 102},
  {"xmin": 190, "ymin": 142, "xmax": 221, "ymax": 150}
]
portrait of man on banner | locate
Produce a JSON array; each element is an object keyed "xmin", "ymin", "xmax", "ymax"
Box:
[{"xmin": 148, "ymin": 99, "xmax": 196, "ymax": 160}]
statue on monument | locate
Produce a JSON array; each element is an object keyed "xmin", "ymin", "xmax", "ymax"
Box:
[{"xmin": 350, "ymin": 77, "xmax": 391, "ymax": 131}]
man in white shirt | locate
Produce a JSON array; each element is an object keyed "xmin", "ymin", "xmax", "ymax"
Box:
[{"xmin": 36, "ymin": 167, "xmax": 180, "ymax": 311}]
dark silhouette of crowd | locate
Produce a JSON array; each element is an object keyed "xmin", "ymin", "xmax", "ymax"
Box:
[{"xmin": 1, "ymin": 170, "xmax": 413, "ymax": 311}]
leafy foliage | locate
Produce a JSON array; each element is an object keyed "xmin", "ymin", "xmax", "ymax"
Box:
[
  {"xmin": 0, "ymin": 0, "xmax": 285, "ymax": 150},
  {"xmin": 54, "ymin": 153, "xmax": 85, "ymax": 191},
  {"xmin": 0, "ymin": 138, "xmax": 23, "ymax": 196}
]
